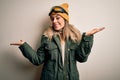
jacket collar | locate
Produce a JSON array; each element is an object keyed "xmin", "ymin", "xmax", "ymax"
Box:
[{"xmin": 53, "ymin": 35, "xmax": 72, "ymax": 51}]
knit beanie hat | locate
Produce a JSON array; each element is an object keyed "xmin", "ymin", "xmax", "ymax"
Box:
[{"xmin": 49, "ymin": 3, "xmax": 69, "ymax": 22}]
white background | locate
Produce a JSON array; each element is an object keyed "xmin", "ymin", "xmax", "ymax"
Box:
[{"xmin": 0, "ymin": 0, "xmax": 120, "ymax": 80}]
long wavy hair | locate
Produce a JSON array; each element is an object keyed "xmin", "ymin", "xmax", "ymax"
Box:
[{"xmin": 43, "ymin": 20, "xmax": 82, "ymax": 42}]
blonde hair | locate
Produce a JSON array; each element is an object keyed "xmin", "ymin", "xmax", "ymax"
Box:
[{"xmin": 43, "ymin": 21, "xmax": 82, "ymax": 42}]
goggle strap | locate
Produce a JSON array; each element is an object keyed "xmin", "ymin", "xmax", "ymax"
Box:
[{"xmin": 49, "ymin": 6, "xmax": 68, "ymax": 15}]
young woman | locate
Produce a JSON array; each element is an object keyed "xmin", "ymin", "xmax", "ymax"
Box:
[{"xmin": 10, "ymin": 3, "xmax": 105, "ymax": 80}]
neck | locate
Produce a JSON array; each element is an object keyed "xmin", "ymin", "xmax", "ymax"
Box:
[{"xmin": 54, "ymin": 28, "xmax": 63, "ymax": 33}]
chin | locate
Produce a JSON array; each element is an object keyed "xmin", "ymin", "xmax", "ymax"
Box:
[{"xmin": 54, "ymin": 28, "xmax": 60, "ymax": 31}]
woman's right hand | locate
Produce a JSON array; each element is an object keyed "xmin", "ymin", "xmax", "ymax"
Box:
[{"xmin": 10, "ymin": 40, "xmax": 25, "ymax": 46}]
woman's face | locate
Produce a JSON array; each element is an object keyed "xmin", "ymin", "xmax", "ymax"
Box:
[{"xmin": 50, "ymin": 14, "xmax": 65, "ymax": 31}]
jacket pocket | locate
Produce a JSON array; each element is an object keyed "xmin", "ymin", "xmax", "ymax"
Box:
[
  {"xmin": 45, "ymin": 42, "xmax": 58, "ymax": 61},
  {"xmin": 45, "ymin": 42, "xmax": 58, "ymax": 50},
  {"xmin": 69, "ymin": 44, "xmax": 78, "ymax": 61},
  {"xmin": 70, "ymin": 45, "xmax": 77, "ymax": 50}
]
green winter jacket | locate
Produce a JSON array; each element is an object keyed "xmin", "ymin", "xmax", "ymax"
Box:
[{"xmin": 19, "ymin": 33, "xmax": 93, "ymax": 80}]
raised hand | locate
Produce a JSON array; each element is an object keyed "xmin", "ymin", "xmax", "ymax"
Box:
[
  {"xmin": 10, "ymin": 40, "xmax": 25, "ymax": 46},
  {"xmin": 85, "ymin": 27, "xmax": 105, "ymax": 36}
]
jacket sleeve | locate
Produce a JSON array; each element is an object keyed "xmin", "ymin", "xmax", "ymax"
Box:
[
  {"xmin": 19, "ymin": 35, "xmax": 47, "ymax": 66},
  {"xmin": 75, "ymin": 33, "xmax": 94, "ymax": 62}
]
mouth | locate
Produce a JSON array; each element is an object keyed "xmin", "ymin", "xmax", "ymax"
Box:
[{"xmin": 53, "ymin": 24, "xmax": 59, "ymax": 27}]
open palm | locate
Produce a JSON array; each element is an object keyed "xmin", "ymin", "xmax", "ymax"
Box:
[
  {"xmin": 85, "ymin": 27, "xmax": 105, "ymax": 36},
  {"xmin": 10, "ymin": 40, "xmax": 24, "ymax": 46}
]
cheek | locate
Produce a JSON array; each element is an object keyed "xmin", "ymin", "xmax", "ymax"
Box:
[{"xmin": 60, "ymin": 21, "xmax": 65, "ymax": 27}]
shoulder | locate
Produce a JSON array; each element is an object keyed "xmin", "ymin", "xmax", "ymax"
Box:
[
  {"xmin": 43, "ymin": 27, "xmax": 53, "ymax": 37},
  {"xmin": 42, "ymin": 27, "xmax": 54, "ymax": 40}
]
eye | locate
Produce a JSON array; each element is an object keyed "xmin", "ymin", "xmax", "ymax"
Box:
[
  {"xmin": 56, "ymin": 17, "xmax": 60, "ymax": 20},
  {"xmin": 50, "ymin": 17, "xmax": 54, "ymax": 21}
]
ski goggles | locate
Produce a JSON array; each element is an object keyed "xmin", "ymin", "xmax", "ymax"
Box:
[{"xmin": 49, "ymin": 6, "xmax": 68, "ymax": 16}]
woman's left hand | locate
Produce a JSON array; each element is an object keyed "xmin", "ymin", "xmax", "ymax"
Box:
[{"xmin": 85, "ymin": 27, "xmax": 105, "ymax": 36}]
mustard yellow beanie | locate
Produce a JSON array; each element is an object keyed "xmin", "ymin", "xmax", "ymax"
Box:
[{"xmin": 49, "ymin": 3, "xmax": 69, "ymax": 22}]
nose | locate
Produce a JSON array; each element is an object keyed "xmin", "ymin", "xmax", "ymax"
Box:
[{"xmin": 53, "ymin": 18, "xmax": 57, "ymax": 23}]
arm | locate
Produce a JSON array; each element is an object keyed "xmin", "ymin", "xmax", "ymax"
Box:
[
  {"xmin": 75, "ymin": 33, "xmax": 93, "ymax": 62},
  {"xmin": 75, "ymin": 27, "xmax": 105, "ymax": 62},
  {"xmin": 10, "ymin": 35, "xmax": 47, "ymax": 66}
]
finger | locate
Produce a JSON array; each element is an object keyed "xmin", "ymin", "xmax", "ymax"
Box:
[
  {"xmin": 91, "ymin": 29, "xmax": 100, "ymax": 34},
  {"xmin": 10, "ymin": 43, "xmax": 19, "ymax": 45},
  {"xmin": 94, "ymin": 27, "xmax": 105, "ymax": 34},
  {"xmin": 99, "ymin": 27, "xmax": 105, "ymax": 31},
  {"xmin": 96, "ymin": 27, "xmax": 105, "ymax": 32},
  {"xmin": 10, "ymin": 43, "xmax": 15, "ymax": 45},
  {"xmin": 20, "ymin": 40, "xmax": 23, "ymax": 42},
  {"xmin": 20, "ymin": 40, "xmax": 25, "ymax": 44},
  {"xmin": 10, "ymin": 40, "xmax": 24, "ymax": 46}
]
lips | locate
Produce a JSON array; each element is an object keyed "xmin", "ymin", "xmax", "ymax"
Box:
[{"xmin": 53, "ymin": 23, "xmax": 60, "ymax": 27}]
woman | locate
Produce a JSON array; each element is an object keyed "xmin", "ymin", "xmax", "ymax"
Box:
[{"xmin": 10, "ymin": 3, "xmax": 104, "ymax": 80}]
